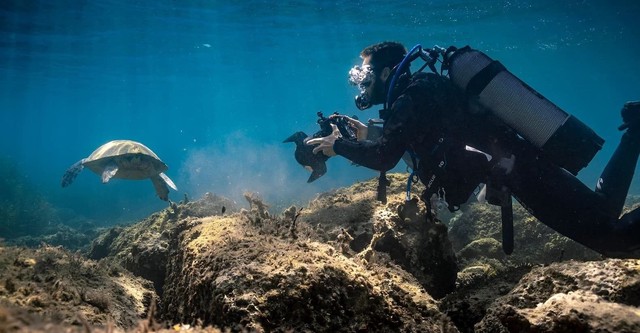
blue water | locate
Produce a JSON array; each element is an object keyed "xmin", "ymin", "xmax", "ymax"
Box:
[{"xmin": 1, "ymin": 0, "xmax": 639, "ymax": 230}]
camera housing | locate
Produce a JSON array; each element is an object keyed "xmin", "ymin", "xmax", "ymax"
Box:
[
  {"xmin": 315, "ymin": 112, "xmax": 358, "ymax": 141},
  {"xmin": 284, "ymin": 112, "xmax": 357, "ymax": 183}
]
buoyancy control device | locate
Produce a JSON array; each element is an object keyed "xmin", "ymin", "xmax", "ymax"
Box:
[
  {"xmin": 389, "ymin": 44, "xmax": 605, "ymax": 254},
  {"xmin": 441, "ymin": 46, "xmax": 604, "ymax": 175}
]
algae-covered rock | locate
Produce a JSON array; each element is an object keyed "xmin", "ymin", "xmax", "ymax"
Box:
[
  {"xmin": 160, "ymin": 202, "xmax": 458, "ymax": 332},
  {"xmin": 458, "ymin": 238, "xmax": 504, "ymax": 261},
  {"xmin": 440, "ymin": 199, "xmax": 604, "ymax": 332},
  {"xmin": 370, "ymin": 197, "xmax": 458, "ymax": 299},
  {"xmin": 448, "ymin": 201, "xmax": 601, "ymax": 266},
  {"xmin": 0, "ymin": 244, "xmax": 155, "ymax": 329},
  {"xmin": 475, "ymin": 259, "xmax": 640, "ymax": 333},
  {"xmin": 300, "ymin": 174, "xmax": 458, "ymax": 298},
  {"xmin": 440, "ymin": 264, "xmax": 532, "ymax": 333},
  {"xmin": 4, "ymin": 173, "xmax": 640, "ymax": 333},
  {"xmin": 8, "ymin": 223, "xmax": 98, "ymax": 252},
  {"xmin": 75, "ymin": 180, "xmax": 459, "ymax": 331},
  {"xmin": 300, "ymin": 173, "xmax": 418, "ymax": 241},
  {"xmin": 88, "ymin": 192, "xmax": 237, "ymax": 294}
]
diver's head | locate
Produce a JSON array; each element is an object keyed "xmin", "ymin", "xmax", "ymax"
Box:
[{"xmin": 348, "ymin": 41, "xmax": 408, "ymax": 110}]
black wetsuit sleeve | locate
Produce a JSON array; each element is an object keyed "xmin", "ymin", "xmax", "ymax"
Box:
[{"xmin": 333, "ymin": 94, "xmax": 413, "ymax": 171}]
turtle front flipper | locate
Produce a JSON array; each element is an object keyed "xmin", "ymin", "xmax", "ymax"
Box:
[
  {"xmin": 102, "ymin": 161, "xmax": 119, "ymax": 183},
  {"xmin": 61, "ymin": 159, "xmax": 86, "ymax": 187},
  {"xmin": 150, "ymin": 174, "xmax": 170, "ymax": 201},
  {"xmin": 159, "ymin": 172, "xmax": 178, "ymax": 191}
]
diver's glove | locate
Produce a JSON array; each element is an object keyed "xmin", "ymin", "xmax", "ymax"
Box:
[{"xmin": 619, "ymin": 101, "xmax": 640, "ymax": 131}]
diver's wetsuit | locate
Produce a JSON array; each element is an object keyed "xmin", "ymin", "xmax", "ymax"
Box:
[{"xmin": 334, "ymin": 72, "xmax": 640, "ymax": 258}]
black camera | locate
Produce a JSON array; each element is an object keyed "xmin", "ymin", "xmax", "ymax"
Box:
[{"xmin": 284, "ymin": 112, "xmax": 358, "ymax": 183}]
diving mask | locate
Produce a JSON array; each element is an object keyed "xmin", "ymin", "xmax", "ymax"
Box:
[{"xmin": 348, "ymin": 65, "xmax": 375, "ymax": 110}]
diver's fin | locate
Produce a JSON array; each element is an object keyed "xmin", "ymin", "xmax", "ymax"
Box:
[
  {"xmin": 150, "ymin": 175, "xmax": 169, "ymax": 201},
  {"xmin": 61, "ymin": 159, "xmax": 85, "ymax": 187},
  {"xmin": 159, "ymin": 172, "xmax": 178, "ymax": 191},
  {"xmin": 307, "ymin": 161, "xmax": 327, "ymax": 183},
  {"xmin": 619, "ymin": 101, "xmax": 640, "ymax": 131},
  {"xmin": 102, "ymin": 162, "xmax": 118, "ymax": 183},
  {"xmin": 283, "ymin": 131, "xmax": 308, "ymax": 145}
]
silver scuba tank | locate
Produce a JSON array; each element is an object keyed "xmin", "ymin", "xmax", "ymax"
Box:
[{"xmin": 443, "ymin": 46, "xmax": 604, "ymax": 175}]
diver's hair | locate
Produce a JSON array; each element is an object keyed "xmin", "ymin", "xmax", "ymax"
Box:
[{"xmin": 360, "ymin": 41, "xmax": 408, "ymax": 74}]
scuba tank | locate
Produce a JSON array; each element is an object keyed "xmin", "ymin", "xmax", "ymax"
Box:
[{"xmin": 442, "ymin": 46, "xmax": 604, "ymax": 175}]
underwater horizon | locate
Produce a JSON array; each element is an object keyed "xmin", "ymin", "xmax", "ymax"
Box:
[{"xmin": 1, "ymin": 0, "xmax": 640, "ymax": 235}]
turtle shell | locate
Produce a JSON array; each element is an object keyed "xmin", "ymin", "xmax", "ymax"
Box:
[{"xmin": 83, "ymin": 140, "xmax": 169, "ymax": 180}]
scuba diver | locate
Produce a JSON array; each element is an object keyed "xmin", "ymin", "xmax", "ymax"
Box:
[{"xmin": 306, "ymin": 41, "xmax": 640, "ymax": 258}]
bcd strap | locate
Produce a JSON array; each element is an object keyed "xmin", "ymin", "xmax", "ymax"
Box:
[
  {"xmin": 376, "ymin": 171, "xmax": 389, "ymax": 203},
  {"xmin": 405, "ymin": 148, "xmax": 419, "ymax": 201},
  {"xmin": 486, "ymin": 160, "xmax": 515, "ymax": 255},
  {"xmin": 501, "ymin": 199, "xmax": 514, "ymax": 255}
]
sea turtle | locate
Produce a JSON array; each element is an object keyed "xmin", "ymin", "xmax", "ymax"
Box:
[{"xmin": 61, "ymin": 140, "xmax": 178, "ymax": 201}]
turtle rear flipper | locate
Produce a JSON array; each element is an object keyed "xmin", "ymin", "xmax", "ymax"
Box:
[
  {"xmin": 102, "ymin": 161, "xmax": 119, "ymax": 183},
  {"xmin": 150, "ymin": 174, "xmax": 170, "ymax": 201},
  {"xmin": 61, "ymin": 159, "xmax": 85, "ymax": 187}
]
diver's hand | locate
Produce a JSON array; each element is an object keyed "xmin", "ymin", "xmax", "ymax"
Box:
[
  {"xmin": 338, "ymin": 115, "xmax": 368, "ymax": 141},
  {"xmin": 306, "ymin": 123, "xmax": 341, "ymax": 157}
]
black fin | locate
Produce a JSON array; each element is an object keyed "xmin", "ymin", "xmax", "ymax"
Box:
[
  {"xmin": 283, "ymin": 131, "xmax": 308, "ymax": 144},
  {"xmin": 285, "ymin": 131, "xmax": 328, "ymax": 183},
  {"xmin": 307, "ymin": 162, "xmax": 327, "ymax": 183}
]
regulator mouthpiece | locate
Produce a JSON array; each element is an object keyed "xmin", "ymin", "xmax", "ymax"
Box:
[{"xmin": 355, "ymin": 94, "xmax": 372, "ymax": 110}]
